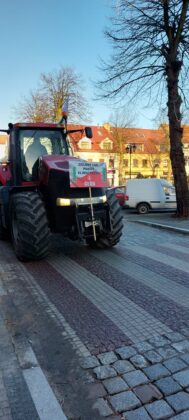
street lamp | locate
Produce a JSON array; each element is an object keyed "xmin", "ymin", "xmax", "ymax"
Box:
[{"xmin": 126, "ymin": 143, "xmax": 136, "ymax": 179}]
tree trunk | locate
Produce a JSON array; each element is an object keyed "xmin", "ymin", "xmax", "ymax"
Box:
[
  {"xmin": 167, "ymin": 61, "xmax": 189, "ymax": 217},
  {"xmin": 119, "ymin": 153, "xmax": 124, "ymax": 185}
]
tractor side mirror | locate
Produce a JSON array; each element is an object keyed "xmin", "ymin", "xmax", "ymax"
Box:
[{"xmin": 85, "ymin": 127, "xmax": 93, "ymax": 139}]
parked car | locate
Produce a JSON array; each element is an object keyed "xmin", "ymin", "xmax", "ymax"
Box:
[
  {"xmin": 125, "ymin": 178, "xmax": 177, "ymax": 214},
  {"xmin": 108, "ymin": 186, "xmax": 128, "ymax": 207}
]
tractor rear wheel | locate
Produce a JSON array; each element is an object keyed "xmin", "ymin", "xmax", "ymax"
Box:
[
  {"xmin": 10, "ymin": 191, "xmax": 50, "ymax": 261},
  {"xmin": 87, "ymin": 190, "xmax": 123, "ymax": 249}
]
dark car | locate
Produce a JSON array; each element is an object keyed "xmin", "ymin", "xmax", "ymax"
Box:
[{"xmin": 109, "ymin": 186, "xmax": 128, "ymax": 207}]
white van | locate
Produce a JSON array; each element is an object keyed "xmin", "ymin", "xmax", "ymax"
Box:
[{"xmin": 125, "ymin": 178, "xmax": 177, "ymax": 214}]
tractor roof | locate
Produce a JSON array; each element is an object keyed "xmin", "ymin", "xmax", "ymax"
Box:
[{"xmin": 14, "ymin": 122, "xmax": 65, "ymax": 129}]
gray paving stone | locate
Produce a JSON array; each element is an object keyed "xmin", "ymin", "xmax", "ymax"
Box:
[
  {"xmin": 134, "ymin": 341, "xmax": 153, "ymax": 354},
  {"xmin": 92, "ymin": 398, "xmax": 113, "ymax": 417},
  {"xmin": 80, "ymin": 355, "xmax": 100, "ymax": 369},
  {"xmin": 83, "ymin": 371, "xmax": 95, "ymax": 383},
  {"xmin": 135, "ymin": 384, "xmax": 163, "ymax": 405},
  {"xmin": 97, "ymin": 351, "xmax": 118, "ymax": 365},
  {"xmin": 87, "ymin": 382, "xmax": 107, "ymax": 399},
  {"xmin": 144, "ymin": 364, "xmax": 170, "ymax": 381},
  {"xmin": 180, "ymin": 353, "xmax": 189, "ymax": 365},
  {"xmin": 123, "ymin": 370, "xmax": 149, "ymax": 388},
  {"xmin": 144, "ymin": 350, "xmax": 163, "ymax": 364},
  {"xmin": 173, "ymin": 410, "xmax": 189, "ymax": 419},
  {"xmin": 164, "ymin": 332, "xmax": 184, "ymax": 342},
  {"xmin": 181, "ymin": 328, "xmax": 189, "ymax": 337},
  {"xmin": 103, "ymin": 377, "xmax": 129, "ymax": 395},
  {"xmin": 115, "ymin": 346, "xmax": 137, "ymax": 360},
  {"xmin": 109, "ymin": 391, "xmax": 141, "ymax": 413},
  {"xmin": 130, "ymin": 354, "xmax": 149, "ymax": 369},
  {"xmin": 155, "ymin": 376, "xmax": 182, "ymax": 395},
  {"xmin": 113, "ymin": 360, "xmax": 134, "ymax": 374},
  {"xmin": 93, "ymin": 365, "xmax": 117, "ymax": 380},
  {"xmin": 123, "ymin": 406, "xmax": 151, "ymax": 420},
  {"xmin": 163, "ymin": 357, "xmax": 187, "ymax": 373},
  {"xmin": 157, "ymin": 346, "xmax": 177, "ymax": 360},
  {"xmin": 166, "ymin": 391, "xmax": 189, "ymax": 413},
  {"xmin": 148, "ymin": 335, "xmax": 170, "ymax": 348},
  {"xmin": 173, "ymin": 369, "xmax": 189, "ymax": 387},
  {"xmin": 172, "ymin": 340, "xmax": 189, "ymax": 353},
  {"xmin": 145, "ymin": 400, "xmax": 174, "ymax": 419}
]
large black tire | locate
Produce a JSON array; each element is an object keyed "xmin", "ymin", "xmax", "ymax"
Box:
[
  {"xmin": 10, "ymin": 191, "xmax": 50, "ymax": 261},
  {"xmin": 0, "ymin": 206, "xmax": 9, "ymax": 240},
  {"xmin": 87, "ymin": 190, "xmax": 123, "ymax": 249}
]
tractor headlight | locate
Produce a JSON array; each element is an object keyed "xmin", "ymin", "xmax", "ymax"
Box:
[
  {"xmin": 56, "ymin": 198, "xmax": 71, "ymax": 206},
  {"xmin": 101, "ymin": 195, "xmax": 107, "ymax": 203},
  {"xmin": 56, "ymin": 195, "xmax": 107, "ymax": 206}
]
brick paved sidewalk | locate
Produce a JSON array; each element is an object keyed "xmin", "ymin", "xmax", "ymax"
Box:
[{"xmin": 0, "ymin": 217, "xmax": 189, "ymax": 419}]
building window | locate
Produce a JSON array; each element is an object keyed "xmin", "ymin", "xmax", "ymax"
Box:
[
  {"xmin": 142, "ymin": 159, "xmax": 148, "ymax": 168},
  {"xmin": 133, "ymin": 159, "xmax": 138, "ymax": 167},
  {"xmin": 109, "ymin": 159, "xmax": 114, "ymax": 168},
  {"xmin": 102, "ymin": 141, "xmax": 112, "ymax": 150},
  {"xmin": 135, "ymin": 143, "xmax": 144, "ymax": 152},
  {"xmin": 163, "ymin": 159, "xmax": 168, "ymax": 167},
  {"xmin": 159, "ymin": 144, "xmax": 167, "ymax": 152},
  {"xmin": 153, "ymin": 159, "xmax": 160, "ymax": 168},
  {"xmin": 123, "ymin": 159, "xmax": 128, "ymax": 167},
  {"xmin": 99, "ymin": 159, "xmax": 104, "ymax": 163},
  {"xmin": 80, "ymin": 140, "xmax": 91, "ymax": 149}
]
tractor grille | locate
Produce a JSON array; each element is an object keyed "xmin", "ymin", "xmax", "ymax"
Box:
[{"xmin": 48, "ymin": 169, "xmax": 106, "ymax": 199}]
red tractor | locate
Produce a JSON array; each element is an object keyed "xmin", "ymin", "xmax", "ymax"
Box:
[{"xmin": 0, "ymin": 122, "xmax": 123, "ymax": 261}]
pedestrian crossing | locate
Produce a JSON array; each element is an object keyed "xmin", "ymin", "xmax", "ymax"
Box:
[
  {"xmin": 121, "ymin": 243, "xmax": 189, "ymax": 272},
  {"xmin": 1, "ymin": 224, "xmax": 189, "ymax": 352},
  {"xmin": 49, "ymin": 255, "xmax": 170, "ymax": 343},
  {"xmin": 87, "ymin": 248, "xmax": 189, "ymax": 308}
]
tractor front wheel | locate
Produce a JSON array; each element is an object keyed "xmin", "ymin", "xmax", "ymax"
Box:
[
  {"xmin": 10, "ymin": 192, "xmax": 50, "ymax": 261},
  {"xmin": 87, "ymin": 190, "xmax": 123, "ymax": 249}
]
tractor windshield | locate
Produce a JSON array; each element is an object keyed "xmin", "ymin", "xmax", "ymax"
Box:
[{"xmin": 19, "ymin": 129, "xmax": 68, "ymax": 180}]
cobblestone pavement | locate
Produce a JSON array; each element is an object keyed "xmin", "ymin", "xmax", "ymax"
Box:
[{"xmin": 0, "ymin": 215, "xmax": 189, "ymax": 419}]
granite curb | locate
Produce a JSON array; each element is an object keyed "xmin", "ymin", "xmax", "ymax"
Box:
[{"xmin": 130, "ymin": 219, "xmax": 189, "ymax": 235}]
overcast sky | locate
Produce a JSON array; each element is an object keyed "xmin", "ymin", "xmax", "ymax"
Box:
[{"xmin": 0, "ymin": 0, "xmax": 159, "ymax": 129}]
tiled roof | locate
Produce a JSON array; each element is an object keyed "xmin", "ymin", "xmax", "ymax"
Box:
[{"xmin": 69, "ymin": 125, "xmax": 169, "ymax": 154}]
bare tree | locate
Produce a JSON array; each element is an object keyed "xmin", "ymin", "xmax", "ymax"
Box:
[
  {"xmin": 109, "ymin": 108, "xmax": 136, "ymax": 184},
  {"xmin": 14, "ymin": 66, "xmax": 91, "ymax": 124},
  {"xmin": 97, "ymin": 0, "xmax": 189, "ymax": 216}
]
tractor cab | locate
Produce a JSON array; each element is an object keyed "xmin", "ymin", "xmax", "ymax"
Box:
[{"xmin": 18, "ymin": 127, "xmax": 69, "ymax": 181}]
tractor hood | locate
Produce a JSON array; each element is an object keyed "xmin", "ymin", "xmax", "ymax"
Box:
[
  {"xmin": 39, "ymin": 155, "xmax": 83, "ymax": 185},
  {"xmin": 38, "ymin": 154, "xmax": 106, "ymax": 199}
]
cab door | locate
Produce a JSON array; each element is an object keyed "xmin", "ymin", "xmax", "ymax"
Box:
[{"xmin": 163, "ymin": 185, "xmax": 177, "ymax": 209}]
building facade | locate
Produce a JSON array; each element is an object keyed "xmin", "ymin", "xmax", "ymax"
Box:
[{"xmin": 69, "ymin": 124, "xmax": 189, "ymax": 185}]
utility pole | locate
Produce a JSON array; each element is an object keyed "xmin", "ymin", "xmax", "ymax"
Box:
[{"xmin": 126, "ymin": 144, "xmax": 136, "ymax": 179}]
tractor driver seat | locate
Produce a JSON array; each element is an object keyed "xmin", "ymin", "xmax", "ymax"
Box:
[{"xmin": 24, "ymin": 135, "xmax": 48, "ymax": 180}]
